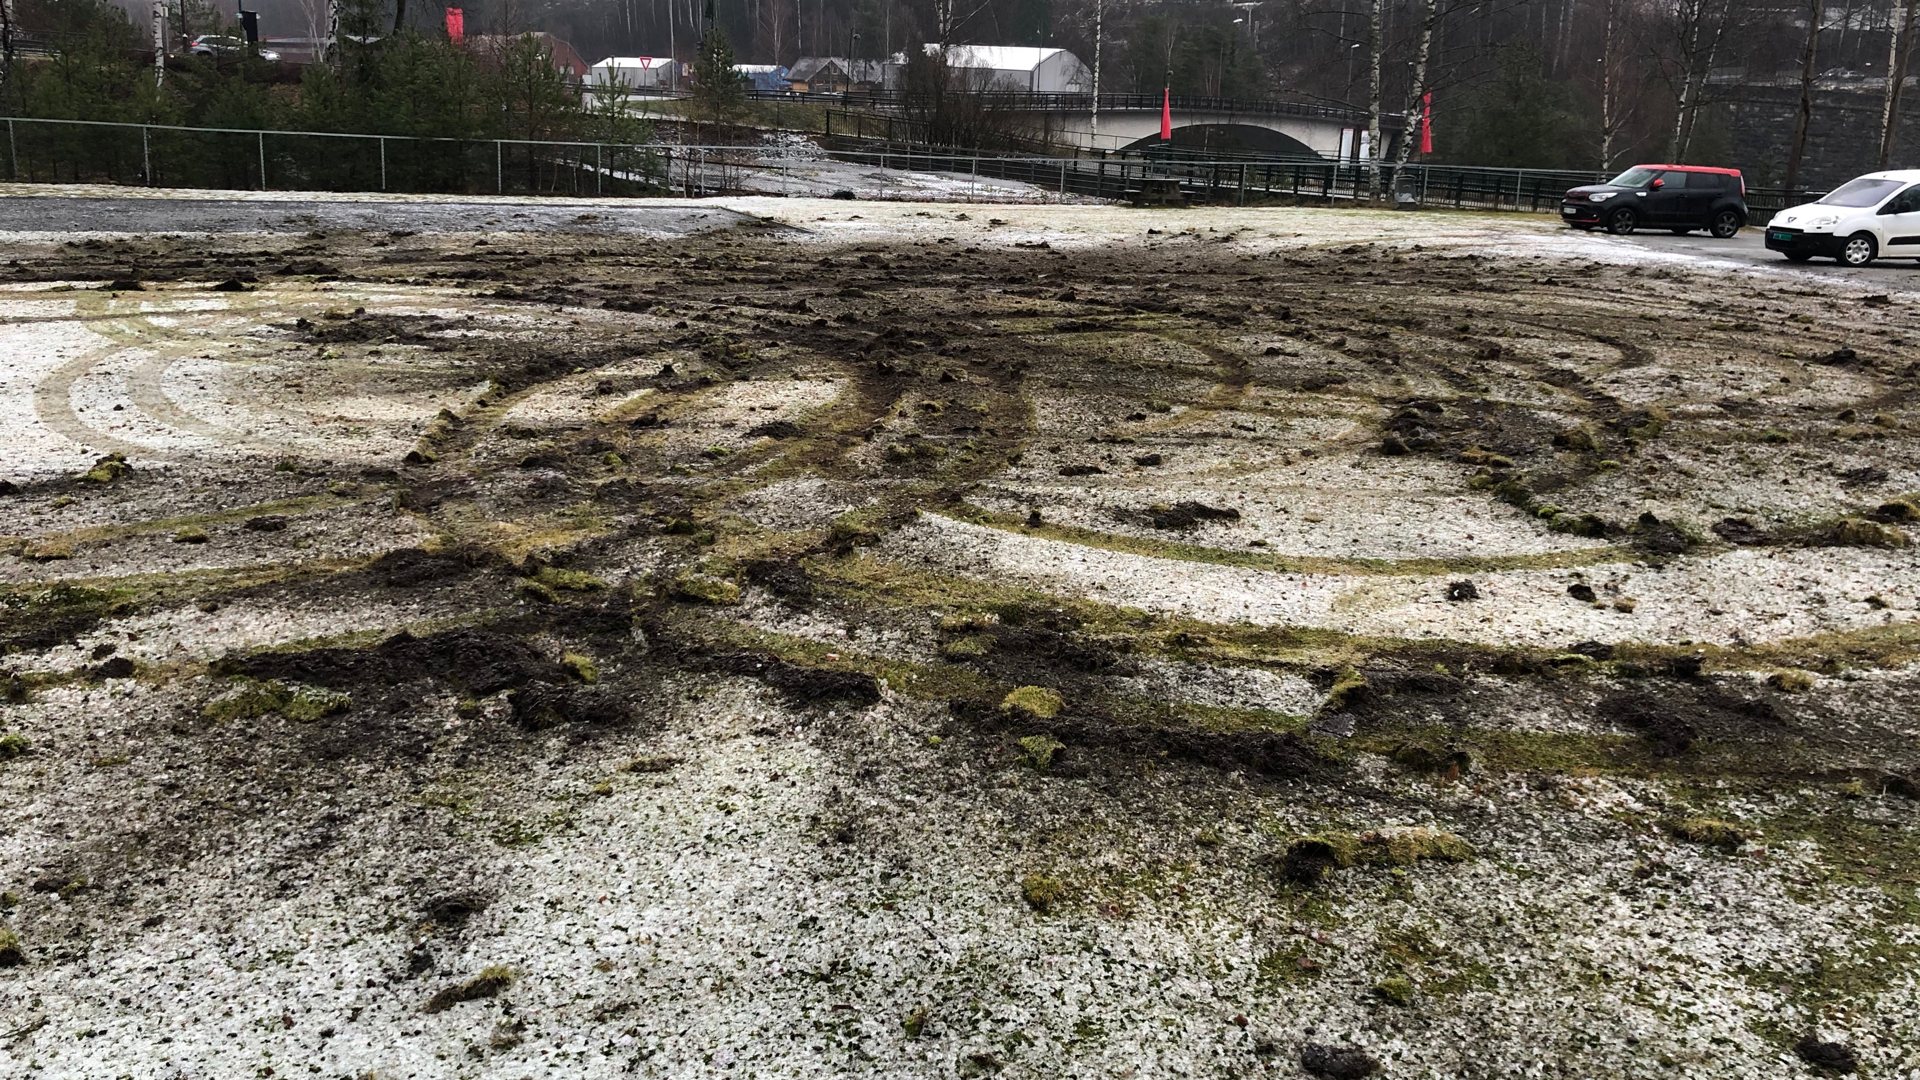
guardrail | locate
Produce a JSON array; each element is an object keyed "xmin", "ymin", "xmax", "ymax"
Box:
[{"xmin": 0, "ymin": 116, "xmax": 1827, "ymax": 220}]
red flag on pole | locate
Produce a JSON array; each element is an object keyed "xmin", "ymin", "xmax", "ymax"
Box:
[
  {"xmin": 1160, "ymin": 87, "xmax": 1172, "ymax": 141},
  {"xmin": 446, "ymin": 7, "xmax": 465, "ymax": 44},
  {"xmin": 1419, "ymin": 92, "xmax": 1433, "ymax": 155}
]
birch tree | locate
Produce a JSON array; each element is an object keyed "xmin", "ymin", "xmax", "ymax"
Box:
[
  {"xmin": 1366, "ymin": 0, "xmax": 1384, "ymax": 199},
  {"xmin": 1598, "ymin": 0, "xmax": 1627, "ymax": 169},
  {"xmin": 151, "ymin": 0, "xmax": 166, "ymax": 87},
  {"xmin": 1391, "ymin": 0, "xmax": 1443, "ymax": 176}
]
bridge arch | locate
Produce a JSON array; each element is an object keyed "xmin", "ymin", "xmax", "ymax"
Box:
[{"xmin": 1120, "ymin": 123, "xmax": 1322, "ymax": 158}]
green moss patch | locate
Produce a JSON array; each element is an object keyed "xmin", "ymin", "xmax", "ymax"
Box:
[
  {"xmin": 1662, "ymin": 816, "xmax": 1748, "ymax": 850},
  {"xmin": 79, "ymin": 453, "xmax": 131, "ymax": 484},
  {"xmin": 202, "ymin": 679, "xmax": 352, "ymax": 724},
  {"xmin": 533, "ymin": 566, "xmax": 610, "ymax": 593},
  {"xmin": 669, "ymin": 572, "xmax": 742, "ymax": 606},
  {"xmin": 1021, "ymin": 873, "xmax": 1069, "ymax": 913},
  {"xmin": 1002, "ymin": 685, "xmax": 1064, "ymax": 720},
  {"xmin": 1281, "ymin": 827, "xmax": 1474, "ymax": 883},
  {"xmin": 1372, "ymin": 975, "xmax": 1415, "ymax": 1006},
  {"xmin": 1016, "ymin": 734, "xmax": 1065, "ymax": 770},
  {"xmin": 562, "ymin": 652, "xmax": 600, "ymax": 684}
]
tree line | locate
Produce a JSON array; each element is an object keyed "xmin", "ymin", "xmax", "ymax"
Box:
[{"xmin": 6, "ymin": 0, "xmax": 1920, "ymax": 178}]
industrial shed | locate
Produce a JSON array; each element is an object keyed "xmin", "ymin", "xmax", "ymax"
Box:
[
  {"xmin": 588, "ymin": 56, "xmax": 681, "ymax": 91},
  {"xmin": 910, "ymin": 44, "xmax": 1090, "ymax": 93}
]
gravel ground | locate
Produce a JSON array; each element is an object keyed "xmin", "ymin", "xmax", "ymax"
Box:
[{"xmin": 1, "ymin": 194, "xmax": 1918, "ymax": 1079}]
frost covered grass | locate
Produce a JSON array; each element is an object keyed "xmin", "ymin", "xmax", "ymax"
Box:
[{"xmin": 0, "ymin": 197, "xmax": 1916, "ymax": 1078}]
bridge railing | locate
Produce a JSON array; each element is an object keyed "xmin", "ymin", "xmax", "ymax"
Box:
[{"xmin": 596, "ymin": 84, "xmax": 1383, "ymax": 126}]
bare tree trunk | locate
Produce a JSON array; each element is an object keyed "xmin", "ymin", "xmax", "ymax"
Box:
[
  {"xmin": 151, "ymin": 0, "xmax": 166, "ymax": 87},
  {"xmin": 1785, "ymin": 0, "xmax": 1823, "ymax": 194},
  {"xmin": 1392, "ymin": 0, "xmax": 1439, "ymax": 175},
  {"xmin": 1090, "ymin": 0, "xmax": 1102, "ymax": 142},
  {"xmin": 393, "ymin": 0, "xmax": 408, "ymax": 34},
  {"xmin": 1668, "ymin": 0, "xmax": 1702, "ymax": 160},
  {"xmin": 1677, "ymin": 0, "xmax": 1730, "ymax": 160},
  {"xmin": 0, "ymin": 0, "xmax": 18, "ymax": 97},
  {"xmin": 1880, "ymin": 0, "xmax": 1916, "ymax": 166},
  {"xmin": 1600, "ymin": 0, "xmax": 1620, "ymax": 170},
  {"xmin": 1554, "ymin": 0, "xmax": 1575, "ymax": 77},
  {"xmin": 1366, "ymin": 0, "xmax": 1383, "ymax": 199},
  {"xmin": 324, "ymin": 0, "xmax": 341, "ymax": 69}
]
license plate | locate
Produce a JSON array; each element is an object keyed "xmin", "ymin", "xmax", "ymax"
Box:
[
  {"xmin": 1770, "ymin": 231, "xmax": 1793, "ymax": 242},
  {"xmin": 1561, "ymin": 206, "xmax": 1576, "ymax": 215}
]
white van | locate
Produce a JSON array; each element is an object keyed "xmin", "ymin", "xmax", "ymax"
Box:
[{"xmin": 1766, "ymin": 169, "xmax": 1920, "ymax": 266}]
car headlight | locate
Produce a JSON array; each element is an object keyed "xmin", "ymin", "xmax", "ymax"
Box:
[
  {"xmin": 1588, "ymin": 193, "xmax": 1611, "ymax": 202},
  {"xmin": 1805, "ymin": 215, "xmax": 1840, "ymax": 230}
]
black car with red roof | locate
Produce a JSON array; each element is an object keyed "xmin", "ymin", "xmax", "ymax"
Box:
[{"xmin": 1560, "ymin": 164, "xmax": 1747, "ymax": 238}]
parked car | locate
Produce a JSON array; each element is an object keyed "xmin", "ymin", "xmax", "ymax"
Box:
[
  {"xmin": 1560, "ymin": 164, "xmax": 1747, "ymax": 237},
  {"xmin": 1765, "ymin": 170, "xmax": 1920, "ymax": 266},
  {"xmin": 187, "ymin": 35, "xmax": 280, "ymax": 62}
]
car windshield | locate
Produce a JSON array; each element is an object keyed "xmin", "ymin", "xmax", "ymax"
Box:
[
  {"xmin": 1819, "ymin": 178, "xmax": 1904, "ymax": 206},
  {"xmin": 1606, "ymin": 167, "xmax": 1659, "ymax": 188}
]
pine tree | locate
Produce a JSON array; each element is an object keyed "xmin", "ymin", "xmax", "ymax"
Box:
[{"xmin": 691, "ymin": 23, "xmax": 744, "ymax": 123}]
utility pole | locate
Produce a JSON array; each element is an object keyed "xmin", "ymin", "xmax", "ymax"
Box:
[{"xmin": 152, "ymin": 0, "xmax": 166, "ymax": 86}]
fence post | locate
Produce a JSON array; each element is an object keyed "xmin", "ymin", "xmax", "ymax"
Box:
[
  {"xmin": 1058, "ymin": 160, "xmax": 1067, "ymax": 198},
  {"xmin": 142, "ymin": 126, "xmax": 151, "ymax": 186},
  {"xmin": 496, "ymin": 141, "xmax": 503, "ymax": 194},
  {"xmin": 257, "ymin": 131, "xmax": 266, "ymax": 190},
  {"xmin": 1238, "ymin": 162, "xmax": 1247, "ymax": 206},
  {"xmin": 7, "ymin": 120, "xmax": 15, "ymax": 182},
  {"xmin": 379, "ymin": 137, "xmax": 387, "ymax": 191}
]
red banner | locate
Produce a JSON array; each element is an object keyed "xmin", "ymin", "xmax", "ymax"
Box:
[
  {"xmin": 1160, "ymin": 87, "xmax": 1172, "ymax": 141},
  {"xmin": 446, "ymin": 7, "xmax": 464, "ymax": 44},
  {"xmin": 1420, "ymin": 92, "xmax": 1433, "ymax": 155}
]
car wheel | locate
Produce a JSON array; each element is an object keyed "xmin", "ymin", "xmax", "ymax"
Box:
[
  {"xmin": 1605, "ymin": 208, "xmax": 1637, "ymax": 235},
  {"xmin": 1840, "ymin": 232, "xmax": 1877, "ymax": 267},
  {"xmin": 1709, "ymin": 209, "xmax": 1742, "ymax": 238},
  {"xmin": 1783, "ymin": 252, "xmax": 1812, "ymax": 263}
]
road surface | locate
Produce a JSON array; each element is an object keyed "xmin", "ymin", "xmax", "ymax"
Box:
[{"xmin": 1615, "ymin": 224, "xmax": 1920, "ymax": 284}]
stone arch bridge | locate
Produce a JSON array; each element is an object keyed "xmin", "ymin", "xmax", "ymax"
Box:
[{"xmin": 849, "ymin": 91, "xmax": 1405, "ymax": 159}]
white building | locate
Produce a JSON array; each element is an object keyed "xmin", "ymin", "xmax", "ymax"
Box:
[
  {"xmin": 908, "ymin": 44, "xmax": 1090, "ymax": 93},
  {"xmin": 588, "ymin": 56, "xmax": 680, "ymax": 91}
]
